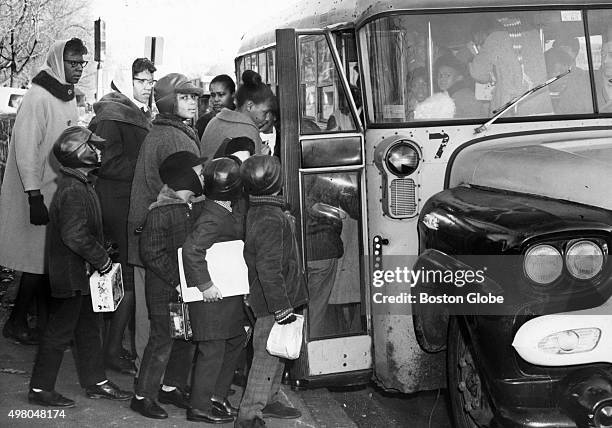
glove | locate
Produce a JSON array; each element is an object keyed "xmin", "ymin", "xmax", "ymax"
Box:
[
  {"xmin": 274, "ymin": 308, "xmax": 296, "ymax": 325},
  {"xmin": 104, "ymin": 241, "xmax": 120, "ymax": 262},
  {"xmin": 98, "ymin": 258, "xmax": 113, "ymax": 276},
  {"xmin": 28, "ymin": 194, "xmax": 49, "ymax": 225}
]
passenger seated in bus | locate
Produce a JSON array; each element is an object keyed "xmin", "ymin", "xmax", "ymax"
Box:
[
  {"xmin": 326, "ymin": 84, "xmax": 361, "ymax": 131},
  {"xmin": 434, "ymin": 54, "xmax": 484, "ymax": 118},
  {"xmin": 544, "ymin": 47, "xmax": 590, "ymax": 114},
  {"xmin": 469, "ymin": 15, "xmax": 552, "ymax": 116},
  {"xmin": 552, "ymin": 35, "xmax": 580, "ymax": 65},
  {"xmin": 406, "ymin": 67, "xmax": 429, "ymax": 119},
  {"xmin": 596, "ymin": 41, "xmax": 612, "ymax": 113}
]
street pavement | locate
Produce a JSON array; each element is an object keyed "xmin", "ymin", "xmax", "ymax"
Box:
[{"xmin": 0, "ymin": 271, "xmax": 357, "ymax": 428}]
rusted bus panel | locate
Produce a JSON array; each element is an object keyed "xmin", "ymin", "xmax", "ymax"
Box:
[
  {"xmin": 372, "ymin": 315, "xmax": 445, "ymax": 393},
  {"xmin": 0, "ymin": 114, "xmax": 15, "ymax": 190}
]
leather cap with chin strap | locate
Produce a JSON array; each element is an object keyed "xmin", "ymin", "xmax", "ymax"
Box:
[
  {"xmin": 240, "ymin": 154, "xmax": 283, "ymax": 196},
  {"xmin": 154, "ymin": 73, "xmax": 204, "ymax": 114},
  {"xmin": 53, "ymin": 126, "xmax": 105, "ymax": 168},
  {"xmin": 203, "ymin": 157, "xmax": 243, "ymax": 201}
]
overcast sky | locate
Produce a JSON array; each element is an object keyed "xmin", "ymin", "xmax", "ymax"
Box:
[{"xmin": 91, "ymin": 0, "xmax": 296, "ymax": 85}]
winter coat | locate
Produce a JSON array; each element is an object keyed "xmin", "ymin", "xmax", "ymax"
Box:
[
  {"xmin": 89, "ymin": 91, "xmax": 151, "ymax": 268},
  {"xmin": 243, "ymin": 195, "xmax": 308, "ymax": 318},
  {"xmin": 200, "ymin": 108, "xmax": 262, "ymax": 160},
  {"xmin": 447, "ymin": 81, "xmax": 487, "ymax": 119},
  {"xmin": 304, "ymin": 175, "xmax": 360, "ymax": 261},
  {"xmin": 469, "ymin": 29, "xmax": 552, "ymax": 116},
  {"xmin": 127, "ymin": 113, "xmax": 201, "ymax": 266},
  {"xmin": 47, "ymin": 167, "xmax": 111, "ymax": 298},
  {"xmin": 139, "ymin": 185, "xmax": 205, "ymax": 314},
  {"xmin": 195, "ymin": 111, "xmax": 215, "ymax": 140},
  {"xmin": 0, "ymin": 40, "xmax": 79, "ymax": 274},
  {"xmin": 182, "ymin": 199, "xmax": 246, "ymax": 341}
]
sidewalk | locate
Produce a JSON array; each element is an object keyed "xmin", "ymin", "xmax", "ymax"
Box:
[{"xmin": 0, "ymin": 271, "xmax": 328, "ymax": 428}]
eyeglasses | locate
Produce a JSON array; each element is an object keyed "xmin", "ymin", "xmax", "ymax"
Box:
[
  {"xmin": 63, "ymin": 60, "xmax": 88, "ymax": 68},
  {"xmin": 133, "ymin": 78, "xmax": 157, "ymax": 86}
]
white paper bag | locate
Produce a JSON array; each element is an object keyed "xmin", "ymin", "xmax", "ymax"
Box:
[
  {"xmin": 266, "ymin": 315, "xmax": 304, "ymax": 360},
  {"xmin": 89, "ymin": 263, "xmax": 124, "ymax": 312}
]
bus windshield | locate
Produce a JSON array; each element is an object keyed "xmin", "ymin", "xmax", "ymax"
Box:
[{"xmin": 362, "ymin": 9, "xmax": 612, "ymax": 124}]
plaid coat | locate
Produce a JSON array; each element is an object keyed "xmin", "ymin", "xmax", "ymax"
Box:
[{"xmin": 139, "ymin": 185, "xmax": 204, "ymax": 314}]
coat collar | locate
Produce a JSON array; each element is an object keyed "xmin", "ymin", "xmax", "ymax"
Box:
[
  {"xmin": 153, "ymin": 113, "xmax": 199, "ymax": 146},
  {"xmin": 248, "ymin": 194, "xmax": 287, "ymax": 209},
  {"xmin": 60, "ymin": 167, "xmax": 91, "ymax": 184},
  {"xmin": 32, "ymin": 70, "xmax": 75, "ymax": 102},
  {"xmin": 93, "ymin": 92, "xmax": 151, "ymax": 130}
]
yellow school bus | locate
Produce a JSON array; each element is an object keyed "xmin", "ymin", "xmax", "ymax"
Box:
[{"xmin": 237, "ymin": 1, "xmax": 612, "ymax": 426}]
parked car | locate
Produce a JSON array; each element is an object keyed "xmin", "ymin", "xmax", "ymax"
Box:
[{"xmin": 0, "ymin": 87, "xmax": 27, "ymax": 114}]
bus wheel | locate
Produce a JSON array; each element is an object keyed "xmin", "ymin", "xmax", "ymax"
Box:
[{"xmin": 447, "ymin": 317, "xmax": 493, "ymax": 428}]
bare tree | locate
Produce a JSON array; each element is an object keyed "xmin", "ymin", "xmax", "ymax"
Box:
[{"xmin": 0, "ymin": 0, "xmax": 92, "ymax": 87}]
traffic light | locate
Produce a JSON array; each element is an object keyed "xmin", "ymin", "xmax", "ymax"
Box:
[{"xmin": 94, "ymin": 18, "xmax": 106, "ymax": 62}]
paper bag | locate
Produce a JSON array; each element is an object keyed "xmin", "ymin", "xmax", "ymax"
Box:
[
  {"xmin": 89, "ymin": 263, "xmax": 124, "ymax": 312},
  {"xmin": 266, "ymin": 315, "xmax": 304, "ymax": 360}
]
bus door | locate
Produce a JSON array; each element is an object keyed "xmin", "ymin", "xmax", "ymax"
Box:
[{"xmin": 276, "ymin": 28, "xmax": 372, "ymax": 386}]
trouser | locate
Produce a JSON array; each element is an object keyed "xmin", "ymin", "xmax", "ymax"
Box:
[
  {"xmin": 237, "ymin": 315, "xmax": 284, "ymax": 421},
  {"xmin": 190, "ymin": 334, "xmax": 244, "ymax": 411},
  {"xmin": 306, "ymin": 258, "xmax": 338, "ymax": 337},
  {"xmin": 133, "ymin": 265, "xmax": 149, "ymax": 374},
  {"xmin": 30, "ymin": 293, "xmax": 106, "ymax": 391},
  {"xmin": 136, "ymin": 289, "xmax": 195, "ymax": 398}
]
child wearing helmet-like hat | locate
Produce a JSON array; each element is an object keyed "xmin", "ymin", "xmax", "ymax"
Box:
[{"xmin": 28, "ymin": 126, "xmax": 133, "ymax": 408}]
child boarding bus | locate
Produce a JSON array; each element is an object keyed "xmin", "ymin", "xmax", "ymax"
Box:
[{"xmin": 237, "ymin": 1, "xmax": 612, "ymax": 426}]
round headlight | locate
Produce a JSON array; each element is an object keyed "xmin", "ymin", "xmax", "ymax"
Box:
[
  {"xmin": 385, "ymin": 142, "xmax": 420, "ymax": 176},
  {"xmin": 524, "ymin": 244, "xmax": 563, "ymax": 285},
  {"xmin": 566, "ymin": 240, "xmax": 604, "ymax": 280}
]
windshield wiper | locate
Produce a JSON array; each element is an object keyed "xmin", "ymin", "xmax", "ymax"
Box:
[{"xmin": 474, "ymin": 69, "xmax": 571, "ymax": 134}]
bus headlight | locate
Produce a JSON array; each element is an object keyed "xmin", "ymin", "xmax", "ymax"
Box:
[
  {"xmin": 385, "ymin": 142, "xmax": 420, "ymax": 176},
  {"xmin": 566, "ymin": 240, "xmax": 604, "ymax": 280},
  {"xmin": 537, "ymin": 328, "xmax": 601, "ymax": 354},
  {"xmin": 524, "ymin": 244, "xmax": 563, "ymax": 285}
]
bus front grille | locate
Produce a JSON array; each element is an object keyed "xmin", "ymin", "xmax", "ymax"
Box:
[{"xmin": 390, "ymin": 178, "xmax": 416, "ymax": 218}]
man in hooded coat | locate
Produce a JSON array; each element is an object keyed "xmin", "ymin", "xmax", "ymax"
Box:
[
  {"xmin": 88, "ymin": 58, "xmax": 156, "ymax": 374},
  {"xmin": 0, "ymin": 38, "xmax": 88, "ymax": 345}
]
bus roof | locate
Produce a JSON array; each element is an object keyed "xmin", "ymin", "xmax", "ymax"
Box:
[{"xmin": 237, "ymin": 0, "xmax": 612, "ymax": 56}]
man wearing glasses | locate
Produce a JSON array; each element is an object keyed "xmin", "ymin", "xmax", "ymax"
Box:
[
  {"xmin": 88, "ymin": 58, "xmax": 157, "ymax": 378},
  {"xmin": 0, "ymin": 38, "xmax": 88, "ymax": 349}
]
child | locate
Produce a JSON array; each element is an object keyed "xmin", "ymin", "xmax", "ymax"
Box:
[
  {"xmin": 131, "ymin": 151, "xmax": 207, "ymax": 419},
  {"xmin": 236, "ymin": 155, "xmax": 308, "ymax": 428},
  {"xmin": 28, "ymin": 126, "xmax": 133, "ymax": 407},
  {"xmin": 182, "ymin": 157, "xmax": 247, "ymax": 424}
]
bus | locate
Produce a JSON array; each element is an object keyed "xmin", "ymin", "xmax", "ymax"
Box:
[{"xmin": 236, "ymin": 1, "xmax": 612, "ymax": 427}]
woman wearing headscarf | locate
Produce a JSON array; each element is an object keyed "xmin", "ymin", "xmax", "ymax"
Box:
[
  {"xmin": 88, "ymin": 58, "xmax": 156, "ymax": 374},
  {"xmin": 0, "ymin": 38, "xmax": 87, "ymax": 345}
]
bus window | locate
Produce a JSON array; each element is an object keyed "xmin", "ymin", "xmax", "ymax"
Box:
[
  {"xmin": 267, "ymin": 49, "xmax": 276, "ymax": 90},
  {"xmin": 362, "ymin": 10, "xmax": 594, "ymax": 123},
  {"xmin": 587, "ymin": 9, "xmax": 612, "ymax": 113},
  {"xmin": 259, "ymin": 51, "xmax": 268, "ymax": 83},
  {"xmin": 298, "ymin": 34, "xmax": 359, "ymax": 134},
  {"xmin": 303, "ymin": 171, "xmax": 365, "ymax": 339}
]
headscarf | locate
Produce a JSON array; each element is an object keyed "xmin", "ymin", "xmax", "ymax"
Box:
[
  {"xmin": 110, "ymin": 66, "xmax": 135, "ymax": 99},
  {"xmin": 40, "ymin": 39, "xmax": 69, "ymax": 84}
]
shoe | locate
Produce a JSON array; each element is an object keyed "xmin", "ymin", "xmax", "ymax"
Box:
[
  {"xmin": 186, "ymin": 407, "xmax": 234, "ymax": 423},
  {"xmin": 262, "ymin": 401, "xmax": 301, "ymax": 419},
  {"xmin": 130, "ymin": 397, "xmax": 168, "ymax": 419},
  {"xmin": 211, "ymin": 396, "xmax": 238, "ymax": 416},
  {"xmin": 3, "ymin": 320, "xmax": 38, "ymax": 345},
  {"xmin": 28, "ymin": 390, "xmax": 75, "ymax": 408},
  {"xmin": 105, "ymin": 356, "xmax": 136, "ymax": 375},
  {"xmin": 158, "ymin": 387, "xmax": 190, "ymax": 409},
  {"xmin": 234, "ymin": 416, "xmax": 266, "ymax": 427},
  {"xmin": 85, "ymin": 381, "xmax": 133, "ymax": 400}
]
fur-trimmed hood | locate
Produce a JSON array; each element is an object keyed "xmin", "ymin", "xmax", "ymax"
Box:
[
  {"xmin": 149, "ymin": 184, "xmax": 205, "ymax": 210},
  {"xmin": 93, "ymin": 92, "xmax": 151, "ymax": 130}
]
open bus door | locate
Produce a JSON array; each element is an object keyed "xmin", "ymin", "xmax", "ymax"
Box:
[{"xmin": 275, "ymin": 28, "xmax": 372, "ymax": 387}]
